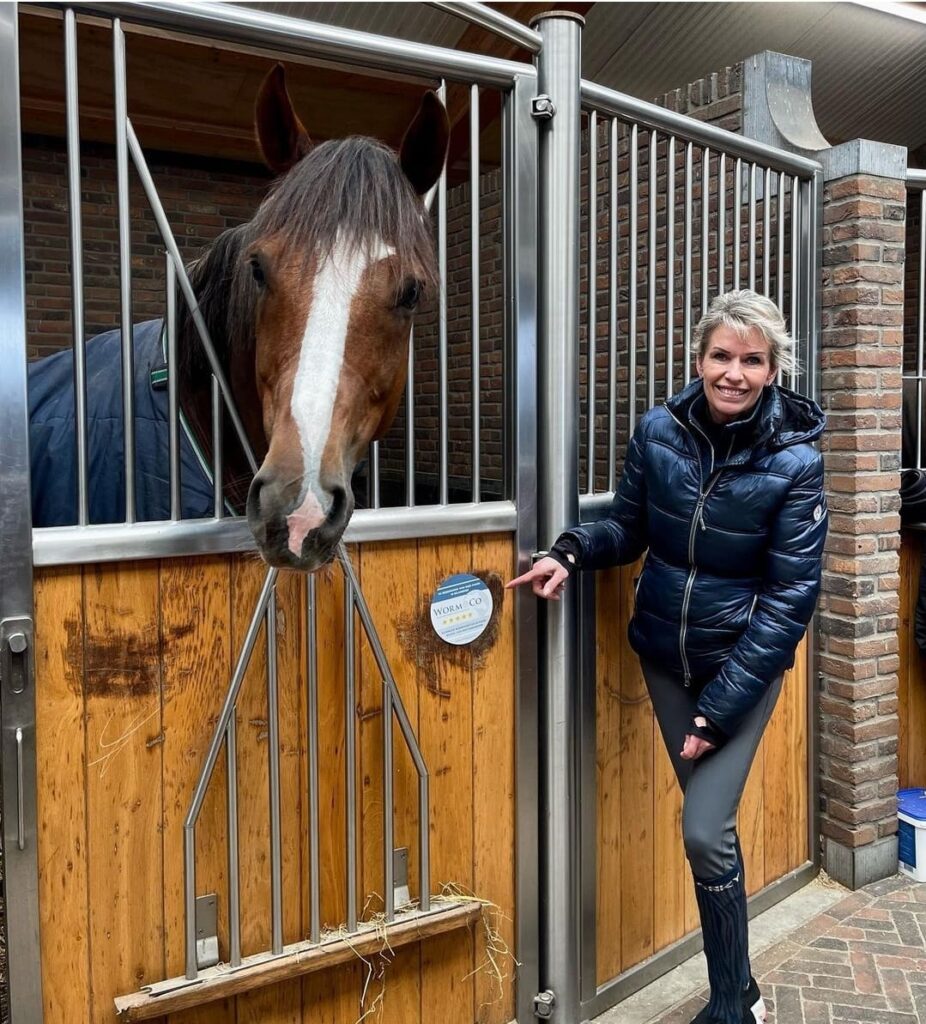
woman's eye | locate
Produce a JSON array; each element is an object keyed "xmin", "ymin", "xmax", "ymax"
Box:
[
  {"xmin": 396, "ymin": 280, "xmax": 422, "ymax": 310},
  {"xmin": 250, "ymin": 256, "xmax": 266, "ymax": 289}
]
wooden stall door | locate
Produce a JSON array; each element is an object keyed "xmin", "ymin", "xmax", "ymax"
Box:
[
  {"xmin": 33, "ymin": 536, "xmax": 518, "ymax": 1024},
  {"xmin": 899, "ymin": 531, "xmax": 926, "ymax": 790},
  {"xmin": 595, "ymin": 564, "xmax": 811, "ymax": 986}
]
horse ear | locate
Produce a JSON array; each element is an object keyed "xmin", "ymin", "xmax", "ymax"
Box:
[
  {"xmin": 255, "ymin": 64, "xmax": 313, "ymax": 174},
  {"xmin": 399, "ymin": 91, "xmax": 450, "ymax": 195}
]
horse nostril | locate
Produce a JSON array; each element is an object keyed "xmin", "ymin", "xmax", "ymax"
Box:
[
  {"xmin": 328, "ymin": 486, "xmax": 348, "ymax": 523},
  {"xmin": 247, "ymin": 474, "xmax": 269, "ymax": 520}
]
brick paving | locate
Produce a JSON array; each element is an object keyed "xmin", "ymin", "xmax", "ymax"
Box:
[{"xmin": 652, "ymin": 875, "xmax": 926, "ymax": 1024}]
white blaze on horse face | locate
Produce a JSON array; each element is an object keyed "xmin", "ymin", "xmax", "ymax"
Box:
[{"xmin": 286, "ymin": 237, "xmax": 394, "ymax": 557}]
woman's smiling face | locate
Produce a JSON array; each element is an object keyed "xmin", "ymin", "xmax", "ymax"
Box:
[{"xmin": 696, "ymin": 325, "xmax": 776, "ymax": 424}]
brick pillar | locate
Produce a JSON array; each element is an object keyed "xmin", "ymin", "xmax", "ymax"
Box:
[{"xmin": 817, "ymin": 141, "xmax": 908, "ymax": 889}]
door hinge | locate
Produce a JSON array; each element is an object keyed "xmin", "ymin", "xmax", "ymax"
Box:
[{"xmin": 531, "ymin": 94, "xmax": 555, "ymax": 120}]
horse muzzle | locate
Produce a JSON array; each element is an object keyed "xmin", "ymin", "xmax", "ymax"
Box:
[{"xmin": 246, "ymin": 473, "xmax": 353, "ymax": 571}]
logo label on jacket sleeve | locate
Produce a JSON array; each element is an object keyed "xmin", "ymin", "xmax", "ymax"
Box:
[{"xmin": 813, "ymin": 503, "xmax": 824, "ymax": 522}]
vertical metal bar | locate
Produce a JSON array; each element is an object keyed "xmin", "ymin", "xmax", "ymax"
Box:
[
  {"xmin": 790, "ymin": 174, "xmax": 800, "ymax": 387},
  {"xmin": 344, "ymin": 572, "xmax": 358, "ymax": 932},
  {"xmin": 807, "ymin": 171, "xmax": 823, "ymax": 403},
  {"xmin": 666, "ymin": 136, "xmax": 675, "ymax": 397},
  {"xmin": 267, "ymin": 593, "xmax": 283, "ymax": 955},
  {"xmin": 437, "ymin": 79, "xmax": 449, "ymax": 505},
  {"xmin": 533, "ymin": 13, "xmax": 583, "ymax": 1023},
  {"xmin": 717, "ymin": 152, "xmax": 726, "ymax": 296},
  {"xmin": 701, "ymin": 146, "xmax": 710, "ymax": 313},
  {"xmin": 184, "ymin": 827, "xmax": 198, "ymax": 978},
  {"xmin": 733, "ymin": 157, "xmax": 742, "ymax": 289},
  {"xmin": 777, "ymin": 171, "xmax": 786, "ymax": 314},
  {"xmin": 471, "ymin": 82, "xmax": 481, "ymax": 502},
  {"xmin": 113, "ymin": 19, "xmax": 135, "ymax": 523},
  {"xmin": 683, "ymin": 142, "xmax": 692, "ymax": 385},
  {"xmin": 383, "ymin": 679, "xmax": 395, "ymax": 922},
  {"xmin": 918, "ymin": 189, "xmax": 926, "ymax": 467},
  {"xmin": 405, "ymin": 332, "xmax": 415, "ymax": 506},
  {"xmin": 65, "ymin": 9, "xmax": 89, "ymax": 526},
  {"xmin": 587, "ymin": 109, "xmax": 598, "ymax": 492},
  {"xmin": 306, "ymin": 574, "xmax": 321, "ymax": 943},
  {"xmin": 629, "ymin": 124, "xmax": 638, "ymax": 430},
  {"xmin": 505, "ymin": 73, "xmax": 540, "ymax": 1024},
  {"xmin": 212, "ymin": 376, "xmax": 223, "ymax": 519},
  {"xmin": 763, "ymin": 166, "xmax": 772, "ymax": 296},
  {"xmin": 0, "ymin": 4, "xmax": 44, "ymax": 1016},
  {"xmin": 166, "ymin": 255, "xmax": 181, "ymax": 521},
  {"xmin": 607, "ymin": 118, "xmax": 618, "ymax": 490},
  {"xmin": 748, "ymin": 162, "xmax": 757, "ymax": 291},
  {"xmin": 647, "ymin": 130, "xmax": 657, "ymax": 410},
  {"xmin": 226, "ymin": 715, "xmax": 241, "ymax": 967},
  {"xmin": 370, "ymin": 440, "xmax": 381, "ymax": 509}
]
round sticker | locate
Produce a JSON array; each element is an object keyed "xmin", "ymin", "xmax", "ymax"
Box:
[{"xmin": 429, "ymin": 573, "xmax": 494, "ymax": 646}]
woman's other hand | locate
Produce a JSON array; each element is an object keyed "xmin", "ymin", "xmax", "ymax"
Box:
[
  {"xmin": 505, "ymin": 556, "xmax": 570, "ymax": 601},
  {"xmin": 681, "ymin": 716, "xmax": 716, "ymax": 760}
]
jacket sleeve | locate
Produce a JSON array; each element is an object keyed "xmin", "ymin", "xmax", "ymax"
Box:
[
  {"xmin": 695, "ymin": 453, "xmax": 827, "ymax": 736},
  {"xmin": 555, "ymin": 419, "xmax": 649, "ymax": 570}
]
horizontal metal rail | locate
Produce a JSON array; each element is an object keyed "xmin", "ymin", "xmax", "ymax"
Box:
[
  {"xmin": 581, "ymin": 80, "xmax": 822, "ymax": 176},
  {"xmin": 426, "ymin": 0, "xmax": 542, "ymax": 52},
  {"xmin": 59, "ymin": 1, "xmax": 535, "ymax": 87},
  {"xmin": 908, "ymin": 169, "xmax": 926, "ymax": 187},
  {"xmin": 32, "ymin": 500, "xmax": 517, "ymax": 566}
]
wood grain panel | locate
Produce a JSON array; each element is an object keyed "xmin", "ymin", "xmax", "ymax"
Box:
[
  {"xmin": 160, "ymin": 556, "xmax": 233, "ymax": 1024},
  {"xmin": 34, "ymin": 567, "xmax": 91, "ymax": 1024},
  {"xmin": 471, "ymin": 534, "xmax": 516, "ymax": 1024},
  {"xmin": 899, "ymin": 531, "xmax": 926, "ymax": 789},
  {"xmin": 357, "ymin": 540, "xmax": 422, "ymax": 1024},
  {"xmin": 418, "ymin": 537, "xmax": 475, "ymax": 1024},
  {"xmin": 83, "ymin": 561, "xmax": 164, "ymax": 1021}
]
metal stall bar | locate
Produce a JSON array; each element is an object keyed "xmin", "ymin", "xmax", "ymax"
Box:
[
  {"xmin": 211, "ymin": 376, "xmax": 223, "ymax": 517},
  {"xmin": 267, "ymin": 592, "xmax": 284, "ymax": 954},
  {"xmin": 383, "ymin": 677, "xmax": 395, "ymax": 922},
  {"xmin": 344, "ymin": 571, "xmax": 358, "ymax": 933},
  {"xmin": 471, "ymin": 83, "xmax": 481, "ymax": 502},
  {"xmin": 587, "ymin": 109, "xmax": 598, "ymax": 494},
  {"xmin": 226, "ymin": 710, "xmax": 242, "ymax": 967},
  {"xmin": 113, "ymin": 19, "xmax": 136, "ymax": 523},
  {"xmin": 405, "ymin": 332, "xmax": 416, "ymax": 506},
  {"xmin": 777, "ymin": 171, "xmax": 786, "ymax": 314},
  {"xmin": 533, "ymin": 12, "xmax": 583, "ymax": 1024},
  {"xmin": 629, "ymin": 125, "xmax": 639, "ymax": 429},
  {"xmin": 166, "ymin": 255, "xmax": 181, "ymax": 521},
  {"xmin": 666, "ymin": 136, "xmax": 675, "ymax": 395},
  {"xmin": 0, "ymin": 5, "xmax": 44, "ymax": 1019},
  {"xmin": 306, "ymin": 574, "xmax": 321, "ymax": 942},
  {"xmin": 608, "ymin": 118, "xmax": 618, "ymax": 488},
  {"xmin": 648, "ymin": 130, "xmax": 657, "ymax": 408},
  {"xmin": 684, "ymin": 142, "xmax": 693, "ymax": 385},
  {"xmin": 748, "ymin": 162, "xmax": 757, "ymax": 291},
  {"xmin": 64, "ymin": 8, "xmax": 90, "ymax": 526},
  {"xmin": 701, "ymin": 146, "xmax": 710, "ymax": 313},
  {"xmin": 718, "ymin": 152, "xmax": 726, "ymax": 295},
  {"xmin": 438, "ymin": 79, "xmax": 449, "ymax": 504},
  {"xmin": 763, "ymin": 166, "xmax": 772, "ymax": 295},
  {"xmin": 791, "ymin": 174, "xmax": 800, "ymax": 373},
  {"xmin": 370, "ymin": 441, "xmax": 381, "ymax": 508},
  {"xmin": 734, "ymin": 157, "xmax": 742, "ymax": 288},
  {"xmin": 426, "ymin": 0, "xmax": 543, "ymax": 52}
]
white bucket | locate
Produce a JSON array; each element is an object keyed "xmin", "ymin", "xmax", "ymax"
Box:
[{"xmin": 898, "ymin": 788, "xmax": 926, "ymax": 884}]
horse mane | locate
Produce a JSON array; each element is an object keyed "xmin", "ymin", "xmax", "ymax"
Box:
[{"xmin": 178, "ymin": 135, "xmax": 436, "ymax": 387}]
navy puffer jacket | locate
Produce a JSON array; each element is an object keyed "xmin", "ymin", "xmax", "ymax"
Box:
[{"xmin": 560, "ymin": 379, "xmax": 827, "ymax": 737}]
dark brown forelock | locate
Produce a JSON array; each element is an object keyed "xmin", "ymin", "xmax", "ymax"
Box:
[{"xmin": 249, "ymin": 135, "xmax": 437, "ymax": 287}]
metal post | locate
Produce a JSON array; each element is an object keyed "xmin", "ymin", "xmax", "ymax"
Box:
[
  {"xmin": 532, "ymin": 12, "xmax": 583, "ymax": 1023},
  {"xmin": 0, "ymin": 5, "xmax": 44, "ymax": 1019}
]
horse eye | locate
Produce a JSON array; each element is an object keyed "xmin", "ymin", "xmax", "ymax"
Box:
[
  {"xmin": 249, "ymin": 255, "xmax": 267, "ymax": 289},
  {"xmin": 396, "ymin": 279, "xmax": 422, "ymax": 311}
]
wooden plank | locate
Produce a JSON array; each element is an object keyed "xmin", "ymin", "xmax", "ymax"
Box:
[
  {"xmin": 34, "ymin": 567, "xmax": 91, "ymax": 1024},
  {"xmin": 652, "ymin": 732, "xmax": 686, "ymax": 951},
  {"xmin": 418, "ymin": 537, "xmax": 475, "ymax": 1024},
  {"xmin": 115, "ymin": 903, "xmax": 481, "ymax": 1021},
  {"xmin": 595, "ymin": 566, "xmax": 623, "ymax": 985},
  {"xmin": 357, "ymin": 540, "xmax": 422, "ymax": 1024},
  {"xmin": 618, "ymin": 562, "xmax": 654, "ymax": 971},
  {"xmin": 84, "ymin": 561, "xmax": 165, "ymax": 1021},
  {"xmin": 301, "ymin": 962, "xmax": 361, "ymax": 1024},
  {"xmin": 761, "ymin": 656, "xmax": 793, "ymax": 885},
  {"xmin": 159, "ymin": 555, "xmax": 234, "ymax": 1024},
  {"xmin": 471, "ymin": 534, "xmax": 516, "ymax": 1024},
  {"xmin": 789, "ymin": 641, "xmax": 810, "ymax": 873}
]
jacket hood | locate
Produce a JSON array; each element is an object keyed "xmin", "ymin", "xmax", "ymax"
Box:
[{"xmin": 665, "ymin": 380, "xmax": 825, "ymax": 452}]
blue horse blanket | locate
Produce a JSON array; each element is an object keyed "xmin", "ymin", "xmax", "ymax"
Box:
[{"xmin": 29, "ymin": 319, "xmax": 218, "ymax": 527}]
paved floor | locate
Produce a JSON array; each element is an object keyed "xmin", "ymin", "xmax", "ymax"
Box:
[{"xmin": 594, "ymin": 874, "xmax": 926, "ymax": 1024}]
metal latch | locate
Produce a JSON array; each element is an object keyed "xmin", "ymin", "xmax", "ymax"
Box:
[
  {"xmin": 533, "ymin": 990, "xmax": 555, "ymax": 1019},
  {"xmin": 393, "ymin": 847, "xmax": 411, "ymax": 907},
  {"xmin": 195, "ymin": 894, "xmax": 219, "ymax": 969},
  {"xmin": 531, "ymin": 95, "xmax": 555, "ymax": 120}
]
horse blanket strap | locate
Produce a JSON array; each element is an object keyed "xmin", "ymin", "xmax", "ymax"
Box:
[{"xmin": 29, "ymin": 318, "xmax": 220, "ymax": 527}]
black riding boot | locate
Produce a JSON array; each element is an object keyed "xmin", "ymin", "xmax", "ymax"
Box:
[{"xmin": 691, "ymin": 862, "xmax": 750, "ymax": 1024}]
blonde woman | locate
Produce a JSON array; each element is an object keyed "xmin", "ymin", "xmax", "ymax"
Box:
[{"xmin": 510, "ymin": 290, "xmax": 827, "ymax": 1024}]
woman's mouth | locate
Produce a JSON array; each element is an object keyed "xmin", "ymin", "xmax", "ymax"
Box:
[{"xmin": 715, "ymin": 385, "xmax": 748, "ymax": 399}]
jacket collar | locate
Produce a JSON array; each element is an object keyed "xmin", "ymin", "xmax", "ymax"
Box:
[{"xmin": 665, "ymin": 379, "xmax": 825, "ymax": 457}]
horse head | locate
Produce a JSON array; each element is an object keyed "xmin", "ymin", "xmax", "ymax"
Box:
[{"xmin": 227, "ymin": 65, "xmax": 448, "ymax": 571}]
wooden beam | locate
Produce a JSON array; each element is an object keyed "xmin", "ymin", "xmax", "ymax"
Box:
[{"xmin": 113, "ymin": 902, "xmax": 481, "ymax": 1022}]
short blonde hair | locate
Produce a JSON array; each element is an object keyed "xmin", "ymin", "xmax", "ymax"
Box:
[{"xmin": 694, "ymin": 289, "xmax": 798, "ymax": 377}]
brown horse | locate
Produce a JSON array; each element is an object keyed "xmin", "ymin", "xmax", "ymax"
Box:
[{"xmin": 177, "ymin": 65, "xmax": 449, "ymax": 570}]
